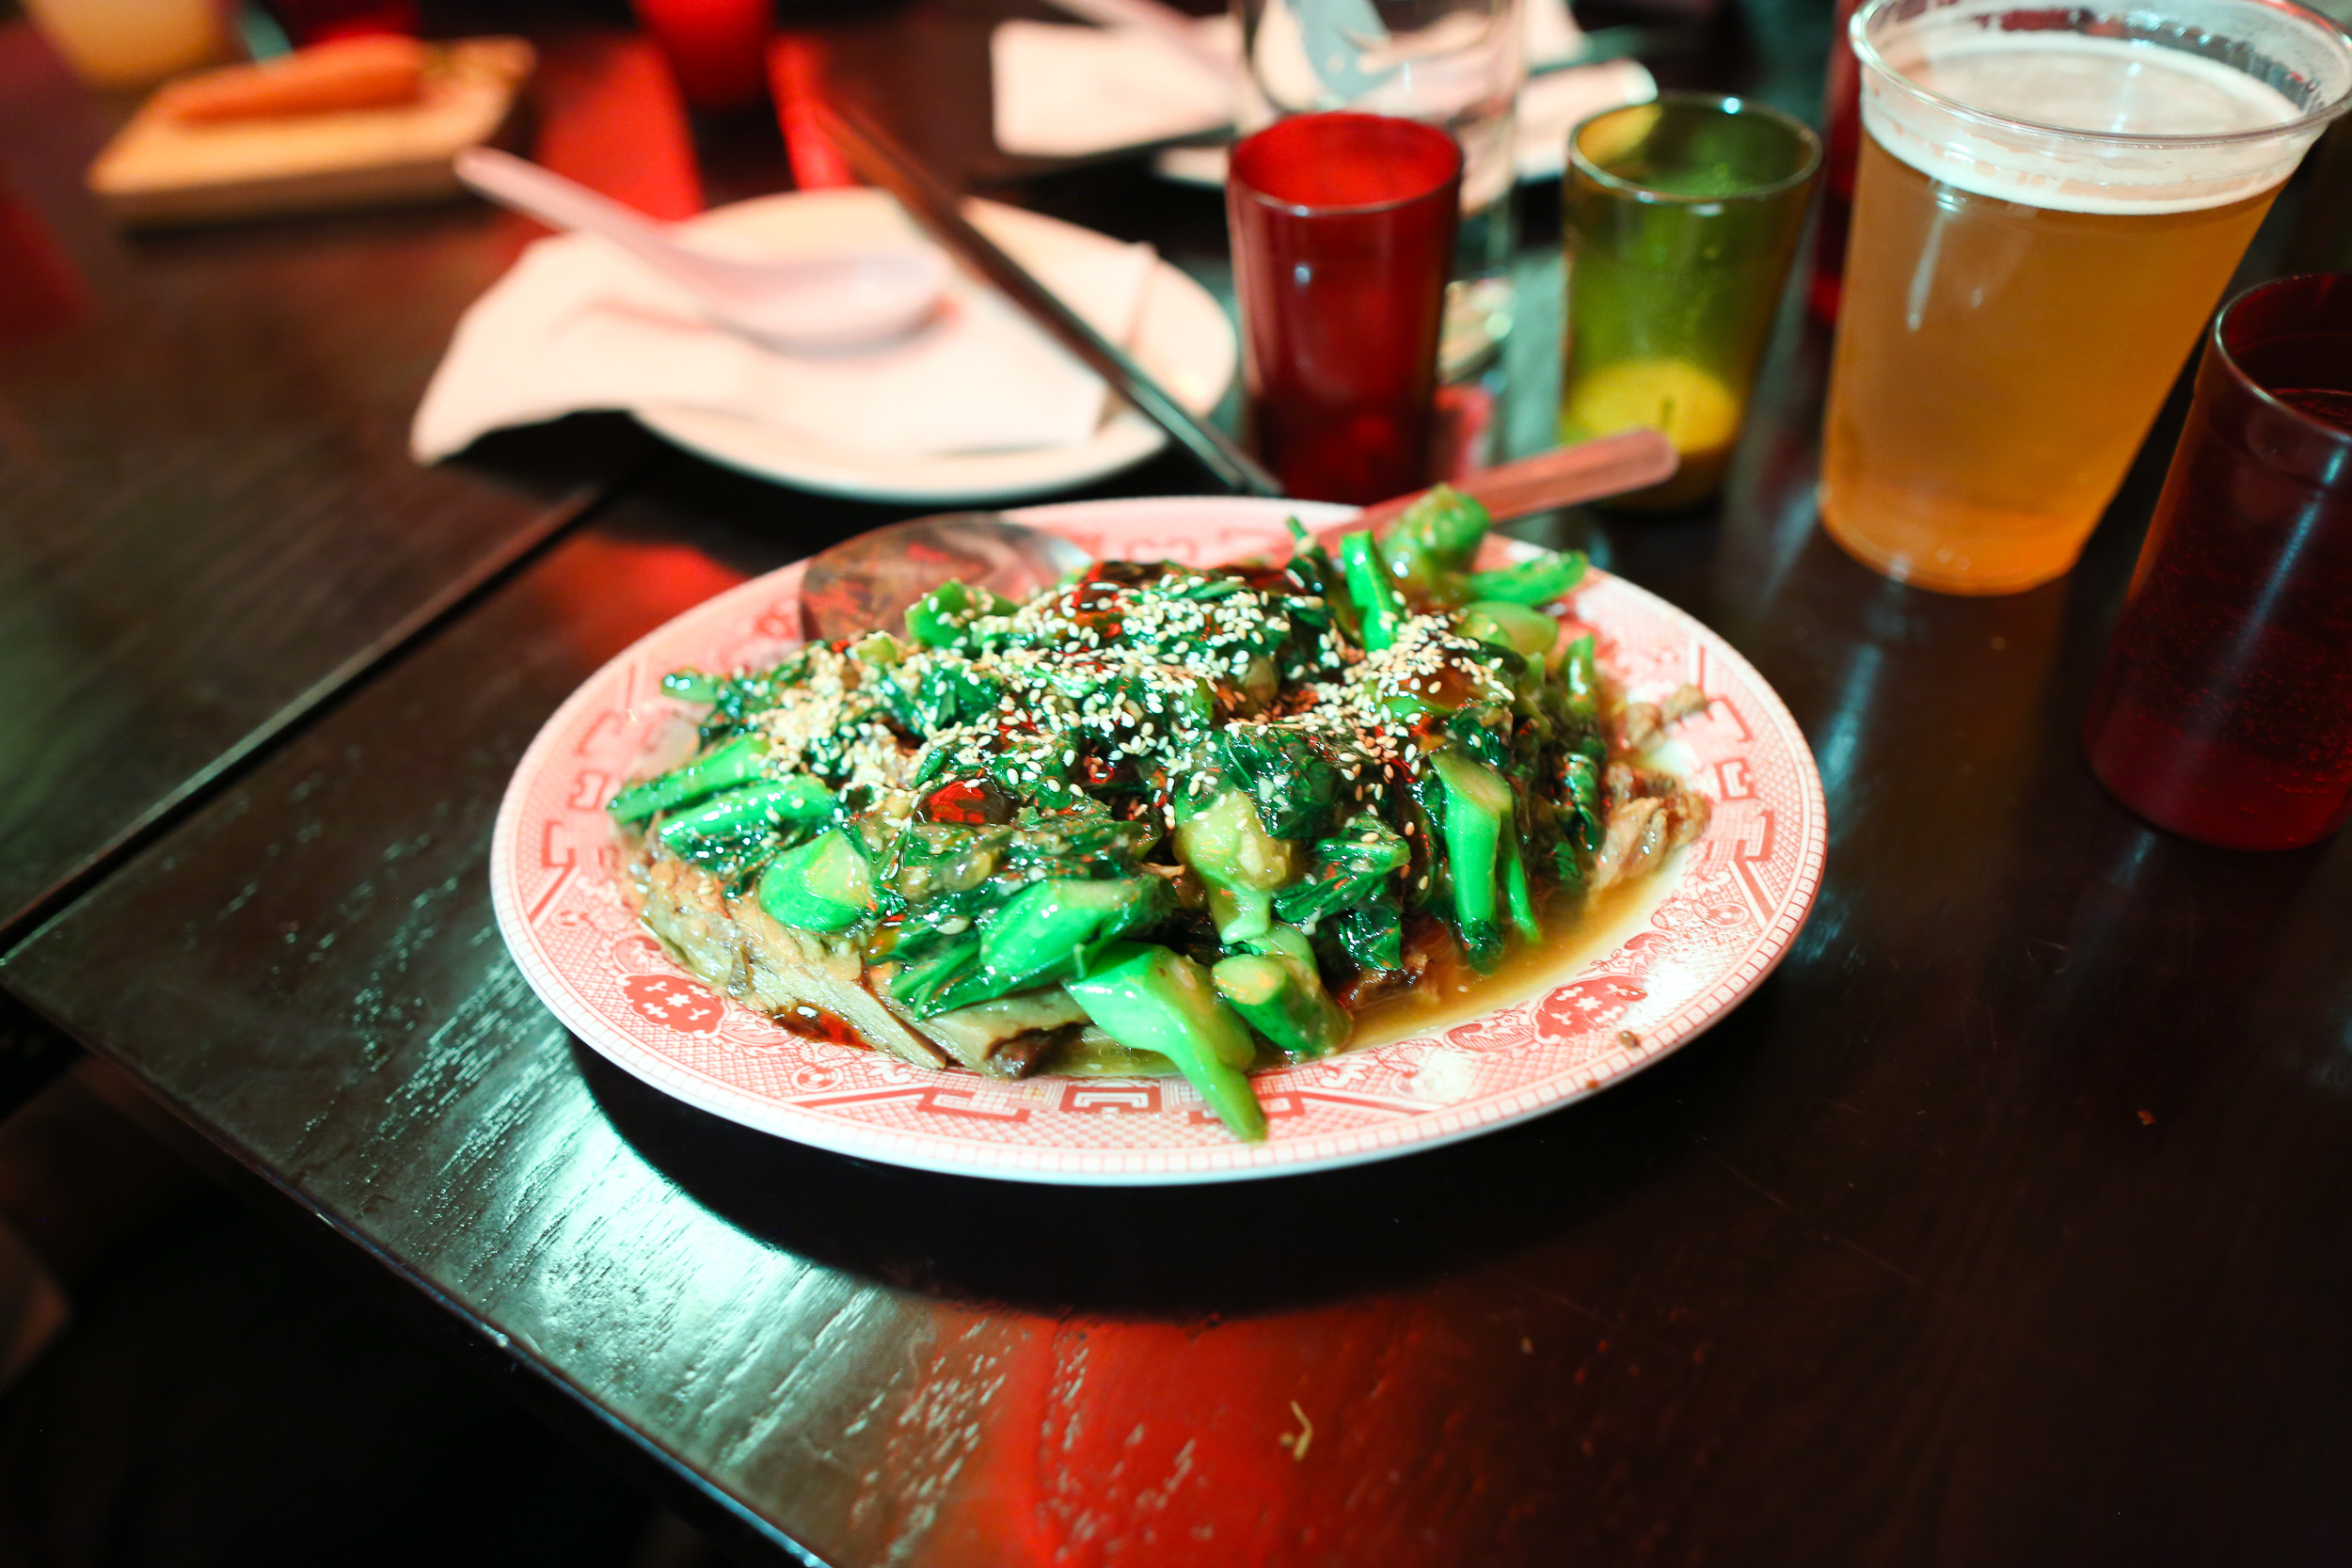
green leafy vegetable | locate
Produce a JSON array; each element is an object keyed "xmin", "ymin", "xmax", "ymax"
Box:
[
  {"xmin": 607, "ymin": 735, "xmax": 769, "ymax": 825},
  {"xmin": 1067, "ymin": 943, "xmax": 1267, "ymax": 1140},
  {"xmin": 1463, "ymin": 549, "xmax": 1588, "ymax": 607}
]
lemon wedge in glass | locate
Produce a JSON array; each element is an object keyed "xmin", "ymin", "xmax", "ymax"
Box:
[{"xmin": 1563, "ymin": 357, "xmax": 1741, "ymax": 458}]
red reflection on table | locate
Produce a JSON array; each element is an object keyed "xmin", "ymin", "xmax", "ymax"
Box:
[
  {"xmin": 873, "ymin": 1286, "xmax": 1614, "ymax": 1565},
  {"xmin": 2084, "ymin": 272, "xmax": 2352, "ymax": 850},
  {"xmin": 1228, "ymin": 113, "xmax": 1462, "ymax": 505},
  {"xmin": 518, "ymin": 536, "xmax": 748, "ymax": 665},
  {"xmin": 0, "ymin": 166, "xmax": 87, "ymax": 343},
  {"xmin": 769, "ymin": 34, "xmax": 855, "ymax": 191}
]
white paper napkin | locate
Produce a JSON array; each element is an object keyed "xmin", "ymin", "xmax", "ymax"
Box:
[
  {"xmin": 991, "ymin": 0, "xmax": 1649, "ymax": 169},
  {"xmin": 412, "ymin": 224, "xmax": 1161, "ymax": 464},
  {"xmin": 993, "ymin": 14, "xmax": 1240, "ymax": 158}
]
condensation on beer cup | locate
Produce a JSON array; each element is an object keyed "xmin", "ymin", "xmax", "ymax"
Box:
[{"xmin": 1851, "ymin": 0, "xmax": 2352, "ymax": 214}]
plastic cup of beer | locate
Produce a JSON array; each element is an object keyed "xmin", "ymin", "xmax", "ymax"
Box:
[
  {"xmin": 1560, "ymin": 94, "xmax": 1820, "ymax": 511},
  {"xmin": 2083, "ymin": 272, "xmax": 2352, "ymax": 850},
  {"xmin": 1820, "ymin": 0, "xmax": 2352, "ymax": 594}
]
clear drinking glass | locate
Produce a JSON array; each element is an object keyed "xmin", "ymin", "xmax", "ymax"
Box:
[
  {"xmin": 1820, "ymin": 0, "xmax": 2352, "ymax": 594},
  {"xmin": 1234, "ymin": 0, "xmax": 1523, "ymax": 374},
  {"xmin": 2083, "ymin": 272, "xmax": 2352, "ymax": 850},
  {"xmin": 1559, "ymin": 93, "xmax": 1820, "ymax": 511}
]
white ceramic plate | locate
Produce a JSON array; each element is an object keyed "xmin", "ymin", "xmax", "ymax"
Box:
[
  {"xmin": 490, "ymin": 498, "xmax": 1827, "ymax": 1183},
  {"xmin": 630, "ymin": 189, "xmax": 1237, "ymax": 504}
]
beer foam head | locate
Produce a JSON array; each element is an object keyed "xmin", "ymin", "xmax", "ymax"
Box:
[{"xmin": 1854, "ymin": 0, "xmax": 2352, "ymax": 214}]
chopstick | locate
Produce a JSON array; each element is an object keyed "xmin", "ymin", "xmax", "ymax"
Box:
[
  {"xmin": 1349, "ymin": 429, "xmax": 1680, "ymax": 533},
  {"xmin": 814, "ymin": 99, "xmax": 1285, "ymax": 499}
]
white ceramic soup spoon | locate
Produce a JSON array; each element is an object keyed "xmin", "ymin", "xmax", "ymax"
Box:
[{"xmin": 454, "ymin": 147, "xmax": 953, "ymax": 352}]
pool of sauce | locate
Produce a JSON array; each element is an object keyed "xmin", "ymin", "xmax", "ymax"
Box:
[
  {"xmin": 1344, "ymin": 864, "xmax": 1672, "ymax": 1050},
  {"xmin": 1043, "ymin": 852, "xmax": 1682, "ymax": 1076}
]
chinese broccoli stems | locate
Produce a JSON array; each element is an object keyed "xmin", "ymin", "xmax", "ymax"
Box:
[
  {"xmin": 1550, "ymin": 632, "xmax": 1607, "ymax": 760},
  {"xmin": 1284, "ymin": 518, "xmax": 1361, "ymax": 643},
  {"xmin": 1066, "ymin": 943, "xmax": 1268, "ymax": 1141},
  {"xmin": 883, "ymin": 933, "xmax": 982, "ymax": 1015},
  {"xmin": 756, "ymin": 830, "xmax": 873, "ymax": 933},
  {"xmin": 1214, "ymin": 927, "xmax": 1350, "ymax": 1059},
  {"xmin": 904, "ymin": 579, "xmax": 1019, "ymax": 649},
  {"xmin": 849, "ymin": 629, "xmax": 907, "ymax": 667},
  {"xmin": 921, "ymin": 874, "xmax": 1171, "ymax": 1015},
  {"xmin": 1500, "ymin": 831, "xmax": 1541, "ymax": 944},
  {"xmin": 1281, "ymin": 516, "xmax": 1339, "ymax": 594},
  {"xmin": 1455, "ymin": 600, "xmax": 1559, "ymax": 661},
  {"xmin": 1335, "ymin": 531, "xmax": 1408, "ymax": 651},
  {"xmin": 1377, "ymin": 483, "xmax": 1490, "ymax": 601},
  {"xmin": 1426, "ymin": 749, "xmax": 1520, "ymax": 973},
  {"xmin": 607, "ymin": 735, "xmax": 769, "ymax": 824},
  {"xmin": 1463, "ymin": 548, "xmax": 1588, "ymax": 607},
  {"xmin": 654, "ymin": 775, "xmax": 834, "ymax": 856},
  {"xmin": 1173, "ymin": 790, "xmax": 1298, "ymax": 944},
  {"xmin": 1550, "ymin": 749, "xmax": 1604, "ymax": 891},
  {"xmin": 1557, "ymin": 630, "xmax": 1599, "ymax": 701}
]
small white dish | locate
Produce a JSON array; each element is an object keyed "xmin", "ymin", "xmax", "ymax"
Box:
[{"xmin": 629, "ymin": 189, "xmax": 1238, "ymax": 505}]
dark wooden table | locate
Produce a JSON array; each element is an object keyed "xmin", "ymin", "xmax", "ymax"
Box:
[
  {"xmin": 0, "ymin": 23, "xmax": 658, "ymax": 949},
  {"xmin": 8, "ymin": 4, "xmax": 2352, "ymax": 1563}
]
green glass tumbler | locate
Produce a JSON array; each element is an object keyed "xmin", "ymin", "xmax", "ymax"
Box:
[{"xmin": 1561, "ymin": 93, "xmax": 1820, "ymax": 510}]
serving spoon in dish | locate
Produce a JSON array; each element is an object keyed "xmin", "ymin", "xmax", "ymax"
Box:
[
  {"xmin": 454, "ymin": 148, "xmax": 954, "ymax": 352},
  {"xmin": 798, "ymin": 427, "xmax": 1677, "ymax": 641}
]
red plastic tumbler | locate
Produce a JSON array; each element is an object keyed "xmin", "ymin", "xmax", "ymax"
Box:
[
  {"xmin": 1227, "ymin": 113, "xmax": 1462, "ymax": 505},
  {"xmin": 263, "ymin": 0, "xmax": 419, "ymax": 46},
  {"xmin": 633, "ymin": 0, "xmax": 771, "ymax": 110},
  {"xmin": 2084, "ymin": 272, "xmax": 2352, "ymax": 850}
]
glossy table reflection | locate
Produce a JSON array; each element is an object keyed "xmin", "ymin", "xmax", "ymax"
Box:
[
  {"xmin": 10, "ymin": 4, "xmax": 2352, "ymax": 1563},
  {"xmin": 0, "ymin": 24, "xmax": 662, "ymax": 946},
  {"xmin": 19, "ymin": 312, "xmax": 2352, "ymax": 1565}
]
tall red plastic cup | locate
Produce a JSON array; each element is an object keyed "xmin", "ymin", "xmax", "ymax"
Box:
[
  {"xmin": 2084, "ymin": 272, "xmax": 2352, "ymax": 850},
  {"xmin": 633, "ymin": 0, "xmax": 771, "ymax": 110},
  {"xmin": 1807, "ymin": 0, "xmax": 1866, "ymax": 322},
  {"xmin": 1227, "ymin": 113, "xmax": 1462, "ymax": 505},
  {"xmin": 263, "ymin": 0, "xmax": 419, "ymax": 46}
]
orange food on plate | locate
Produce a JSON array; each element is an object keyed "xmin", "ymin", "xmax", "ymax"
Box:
[{"xmin": 151, "ymin": 36, "xmax": 428, "ymax": 123}]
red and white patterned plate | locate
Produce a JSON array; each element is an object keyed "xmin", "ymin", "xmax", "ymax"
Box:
[{"xmin": 490, "ymin": 497, "xmax": 1826, "ymax": 1183}]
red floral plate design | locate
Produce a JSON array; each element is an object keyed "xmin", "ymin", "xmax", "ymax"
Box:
[{"xmin": 489, "ymin": 497, "xmax": 1826, "ymax": 1183}]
